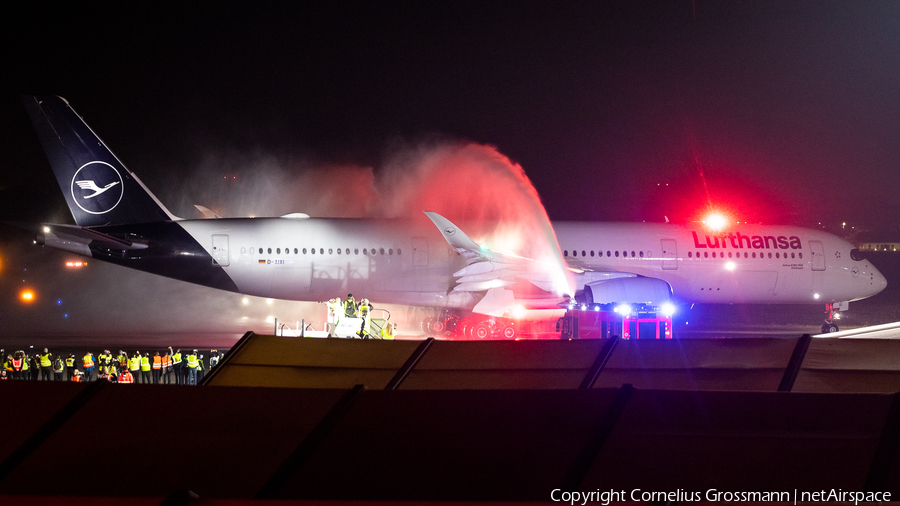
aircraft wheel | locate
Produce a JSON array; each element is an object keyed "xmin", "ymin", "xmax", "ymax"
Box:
[
  {"xmin": 500, "ymin": 324, "xmax": 517, "ymax": 339},
  {"xmin": 432, "ymin": 318, "xmax": 446, "ymax": 333},
  {"xmin": 472, "ymin": 322, "xmax": 491, "ymax": 339},
  {"xmin": 822, "ymin": 323, "xmax": 839, "ymax": 333},
  {"xmin": 457, "ymin": 318, "xmax": 473, "ymax": 339},
  {"xmin": 422, "ymin": 316, "xmax": 434, "ymax": 334}
]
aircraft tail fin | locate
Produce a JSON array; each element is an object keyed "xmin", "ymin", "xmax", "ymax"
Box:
[{"xmin": 23, "ymin": 95, "xmax": 177, "ymax": 227}]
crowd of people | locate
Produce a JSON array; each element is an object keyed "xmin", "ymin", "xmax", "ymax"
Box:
[{"xmin": 1, "ymin": 347, "xmax": 224, "ymax": 384}]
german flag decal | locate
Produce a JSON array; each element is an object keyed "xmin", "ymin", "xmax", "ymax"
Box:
[{"xmin": 258, "ymin": 259, "xmax": 266, "ymax": 264}]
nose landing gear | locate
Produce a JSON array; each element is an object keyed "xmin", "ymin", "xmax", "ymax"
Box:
[{"xmin": 821, "ymin": 302, "xmax": 841, "ymax": 334}]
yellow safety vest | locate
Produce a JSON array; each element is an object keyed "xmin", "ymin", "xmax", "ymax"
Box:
[
  {"xmin": 83, "ymin": 354, "xmax": 94, "ymax": 368},
  {"xmin": 140, "ymin": 356, "xmax": 151, "ymax": 372},
  {"xmin": 40, "ymin": 353, "xmax": 51, "ymax": 367},
  {"xmin": 65, "ymin": 357, "xmax": 75, "ymax": 367},
  {"xmin": 187, "ymin": 354, "xmax": 199, "ymax": 369},
  {"xmin": 129, "ymin": 356, "xmax": 141, "ymax": 371}
]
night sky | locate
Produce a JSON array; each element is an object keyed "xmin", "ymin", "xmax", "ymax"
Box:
[
  {"xmin": 1, "ymin": 1, "xmax": 899, "ymax": 340},
  {"xmin": 4, "ymin": 1, "xmax": 900, "ymax": 226}
]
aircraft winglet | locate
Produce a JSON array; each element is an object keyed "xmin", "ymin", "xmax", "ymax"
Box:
[{"xmin": 424, "ymin": 211, "xmax": 482, "ymax": 252}]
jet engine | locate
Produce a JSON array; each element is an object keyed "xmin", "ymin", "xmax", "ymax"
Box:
[{"xmin": 582, "ymin": 277, "xmax": 673, "ymax": 305}]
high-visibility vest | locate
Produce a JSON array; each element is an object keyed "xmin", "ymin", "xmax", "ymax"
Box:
[
  {"xmin": 11, "ymin": 359, "xmax": 20, "ymax": 371},
  {"xmin": 22, "ymin": 359, "xmax": 29, "ymax": 371},
  {"xmin": 140, "ymin": 356, "xmax": 151, "ymax": 372},
  {"xmin": 119, "ymin": 371, "xmax": 134, "ymax": 384},
  {"xmin": 162, "ymin": 355, "xmax": 172, "ymax": 369},
  {"xmin": 152, "ymin": 355, "xmax": 162, "ymax": 370},
  {"xmin": 129, "ymin": 356, "xmax": 141, "ymax": 371},
  {"xmin": 83, "ymin": 355, "xmax": 94, "ymax": 368},
  {"xmin": 3, "ymin": 360, "xmax": 10, "ymax": 372},
  {"xmin": 72, "ymin": 374, "xmax": 82, "ymax": 383},
  {"xmin": 172, "ymin": 352, "xmax": 182, "ymax": 365},
  {"xmin": 118, "ymin": 355, "xmax": 127, "ymax": 368},
  {"xmin": 65, "ymin": 357, "xmax": 75, "ymax": 367},
  {"xmin": 187, "ymin": 354, "xmax": 199, "ymax": 369},
  {"xmin": 40, "ymin": 353, "xmax": 51, "ymax": 367},
  {"xmin": 344, "ymin": 299, "xmax": 357, "ymax": 317},
  {"xmin": 53, "ymin": 357, "xmax": 64, "ymax": 373}
]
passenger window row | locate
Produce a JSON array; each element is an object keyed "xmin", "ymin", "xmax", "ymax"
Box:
[
  {"xmin": 563, "ymin": 250, "xmax": 645, "ymax": 258},
  {"xmin": 244, "ymin": 247, "xmax": 401, "ymax": 256}
]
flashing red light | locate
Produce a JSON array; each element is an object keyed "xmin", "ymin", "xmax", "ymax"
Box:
[
  {"xmin": 20, "ymin": 289, "xmax": 35, "ymax": 303},
  {"xmin": 703, "ymin": 212, "xmax": 729, "ymax": 231}
]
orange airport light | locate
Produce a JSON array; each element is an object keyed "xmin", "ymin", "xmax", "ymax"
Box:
[{"xmin": 20, "ymin": 289, "xmax": 35, "ymax": 303}]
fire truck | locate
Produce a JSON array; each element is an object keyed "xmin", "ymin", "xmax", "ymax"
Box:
[{"xmin": 558, "ymin": 303, "xmax": 673, "ymax": 340}]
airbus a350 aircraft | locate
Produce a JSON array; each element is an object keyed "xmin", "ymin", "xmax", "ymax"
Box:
[{"xmin": 24, "ymin": 96, "xmax": 886, "ymax": 338}]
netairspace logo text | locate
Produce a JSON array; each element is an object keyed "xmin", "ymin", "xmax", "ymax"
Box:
[{"xmin": 550, "ymin": 488, "xmax": 891, "ymax": 505}]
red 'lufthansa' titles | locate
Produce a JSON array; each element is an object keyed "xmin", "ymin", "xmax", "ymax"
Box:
[{"xmin": 691, "ymin": 231, "xmax": 802, "ymax": 249}]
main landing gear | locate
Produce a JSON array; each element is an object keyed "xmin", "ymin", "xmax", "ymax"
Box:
[
  {"xmin": 821, "ymin": 302, "xmax": 841, "ymax": 334},
  {"xmin": 422, "ymin": 309, "xmax": 518, "ymax": 340}
]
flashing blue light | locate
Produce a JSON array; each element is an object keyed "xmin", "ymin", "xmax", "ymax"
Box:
[{"xmin": 57, "ymin": 300, "xmax": 62, "ymax": 305}]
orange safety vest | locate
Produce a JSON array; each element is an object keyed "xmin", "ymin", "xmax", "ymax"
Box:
[
  {"xmin": 152, "ymin": 355, "xmax": 162, "ymax": 370},
  {"xmin": 83, "ymin": 355, "xmax": 94, "ymax": 368},
  {"xmin": 162, "ymin": 355, "xmax": 172, "ymax": 369},
  {"xmin": 118, "ymin": 371, "xmax": 134, "ymax": 384},
  {"xmin": 12, "ymin": 358, "xmax": 22, "ymax": 371},
  {"xmin": 72, "ymin": 374, "xmax": 82, "ymax": 383}
]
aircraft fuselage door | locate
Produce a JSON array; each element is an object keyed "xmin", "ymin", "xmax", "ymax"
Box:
[
  {"xmin": 212, "ymin": 234, "xmax": 230, "ymax": 267},
  {"xmin": 809, "ymin": 240, "xmax": 825, "ymax": 271},
  {"xmin": 661, "ymin": 239, "xmax": 677, "ymax": 270}
]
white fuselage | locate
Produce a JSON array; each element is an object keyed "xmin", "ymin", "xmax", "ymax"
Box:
[
  {"xmin": 554, "ymin": 222, "xmax": 886, "ymax": 304},
  {"xmin": 166, "ymin": 218, "xmax": 885, "ymax": 310}
]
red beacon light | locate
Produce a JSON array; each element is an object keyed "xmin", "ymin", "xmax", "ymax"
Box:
[{"xmin": 703, "ymin": 212, "xmax": 729, "ymax": 232}]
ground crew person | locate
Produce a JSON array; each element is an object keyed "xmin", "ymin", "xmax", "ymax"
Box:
[
  {"xmin": 21, "ymin": 353, "xmax": 30, "ymax": 380},
  {"xmin": 344, "ymin": 294, "xmax": 357, "ymax": 318},
  {"xmin": 40, "ymin": 348, "xmax": 53, "ymax": 381},
  {"xmin": 82, "ymin": 352, "xmax": 95, "ymax": 381},
  {"xmin": 129, "ymin": 352, "xmax": 141, "ymax": 383},
  {"xmin": 162, "ymin": 351, "xmax": 173, "ymax": 384},
  {"xmin": 209, "ymin": 350, "xmax": 221, "ymax": 369},
  {"xmin": 4, "ymin": 353, "xmax": 12, "ymax": 378},
  {"xmin": 52, "ymin": 354, "xmax": 64, "ymax": 381},
  {"xmin": 65, "ymin": 354, "xmax": 76, "ymax": 381},
  {"xmin": 327, "ymin": 297, "xmax": 342, "ymax": 324},
  {"xmin": 117, "ymin": 350, "xmax": 128, "ymax": 371},
  {"xmin": 151, "ymin": 351, "xmax": 162, "ymax": 384},
  {"xmin": 382, "ymin": 322, "xmax": 396, "ymax": 340},
  {"xmin": 31, "ymin": 354, "xmax": 41, "ymax": 380},
  {"xmin": 98, "ymin": 350, "xmax": 111, "ymax": 376},
  {"xmin": 118, "ymin": 368, "xmax": 134, "ymax": 384},
  {"xmin": 186, "ymin": 350, "xmax": 199, "ymax": 385},
  {"xmin": 12, "ymin": 352, "xmax": 24, "ymax": 380},
  {"xmin": 196, "ymin": 351, "xmax": 206, "ymax": 383},
  {"xmin": 71, "ymin": 369, "xmax": 83, "ymax": 382},
  {"xmin": 170, "ymin": 347, "xmax": 183, "ymax": 385},
  {"xmin": 140, "ymin": 352, "xmax": 151, "ymax": 384},
  {"xmin": 358, "ymin": 298, "xmax": 372, "ymax": 337}
]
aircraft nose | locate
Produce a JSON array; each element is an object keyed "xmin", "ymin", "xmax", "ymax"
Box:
[{"xmin": 869, "ymin": 262, "xmax": 888, "ymax": 296}]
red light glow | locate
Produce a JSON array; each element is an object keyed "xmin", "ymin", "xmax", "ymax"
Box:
[
  {"xmin": 20, "ymin": 289, "xmax": 35, "ymax": 303},
  {"xmin": 65, "ymin": 261, "xmax": 88, "ymax": 268},
  {"xmin": 703, "ymin": 212, "xmax": 729, "ymax": 231}
]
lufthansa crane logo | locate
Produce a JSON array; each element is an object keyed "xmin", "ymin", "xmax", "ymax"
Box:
[
  {"xmin": 70, "ymin": 161, "xmax": 124, "ymax": 215},
  {"xmin": 443, "ymin": 226, "xmax": 456, "ymax": 236}
]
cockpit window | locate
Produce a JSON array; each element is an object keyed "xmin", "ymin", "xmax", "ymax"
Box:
[{"xmin": 850, "ymin": 248, "xmax": 864, "ymax": 261}]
